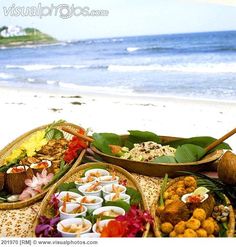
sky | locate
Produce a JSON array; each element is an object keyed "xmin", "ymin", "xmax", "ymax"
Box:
[{"xmin": 0, "ymin": 0, "xmax": 236, "ymax": 40}]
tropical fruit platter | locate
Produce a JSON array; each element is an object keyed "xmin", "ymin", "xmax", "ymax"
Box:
[
  {"xmin": 0, "ymin": 121, "xmax": 236, "ymax": 238},
  {"xmin": 0, "ymin": 120, "xmax": 88, "ymax": 209}
]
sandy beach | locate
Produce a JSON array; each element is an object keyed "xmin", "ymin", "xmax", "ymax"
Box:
[{"xmin": 0, "ymin": 85, "xmax": 235, "ymax": 152}]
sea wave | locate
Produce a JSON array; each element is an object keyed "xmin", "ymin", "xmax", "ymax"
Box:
[
  {"xmin": 6, "ymin": 64, "xmax": 87, "ymax": 71},
  {"xmin": 108, "ymin": 63, "xmax": 236, "ymax": 73},
  {"xmin": 0, "ymin": 72, "xmax": 14, "ymax": 79}
]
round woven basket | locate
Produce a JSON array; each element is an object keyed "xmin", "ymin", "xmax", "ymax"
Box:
[
  {"xmin": 32, "ymin": 162, "xmax": 150, "ymax": 237},
  {"xmin": 0, "ymin": 122, "xmax": 86, "ymax": 210},
  {"xmin": 151, "ymin": 176, "xmax": 235, "ymax": 237}
]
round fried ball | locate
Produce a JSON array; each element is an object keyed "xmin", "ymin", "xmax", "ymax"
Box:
[
  {"xmin": 208, "ymin": 234, "xmax": 215, "ymax": 238},
  {"xmin": 161, "ymin": 222, "xmax": 174, "ymax": 234},
  {"xmin": 176, "ymin": 187, "xmax": 186, "ymax": 196},
  {"xmin": 186, "ymin": 218, "xmax": 201, "ymax": 230},
  {"xmin": 202, "ymin": 219, "xmax": 215, "ymax": 235},
  {"xmin": 163, "ymin": 191, "xmax": 171, "ymax": 200},
  {"xmin": 183, "ymin": 229, "xmax": 197, "ymax": 237},
  {"xmin": 184, "ymin": 176, "xmax": 197, "ymax": 188},
  {"xmin": 170, "ymin": 194, "xmax": 180, "ymax": 201},
  {"xmin": 186, "ymin": 187, "xmax": 196, "ymax": 193},
  {"xmin": 165, "ymin": 199, "xmax": 174, "ymax": 206},
  {"xmin": 177, "ymin": 234, "xmax": 184, "ymax": 238},
  {"xmin": 174, "ymin": 221, "xmax": 186, "ymax": 234},
  {"xmin": 193, "ymin": 208, "xmax": 206, "ymax": 222},
  {"xmin": 169, "ymin": 231, "xmax": 177, "ymax": 237},
  {"xmin": 176, "ymin": 181, "xmax": 185, "ymax": 188},
  {"xmin": 196, "ymin": 228, "xmax": 208, "ymax": 237}
]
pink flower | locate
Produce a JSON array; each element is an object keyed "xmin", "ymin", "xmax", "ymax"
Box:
[
  {"xmin": 19, "ymin": 187, "xmax": 39, "ymax": 201},
  {"xmin": 36, "ymin": 169, "xmax": 54, "ymax": 186}
]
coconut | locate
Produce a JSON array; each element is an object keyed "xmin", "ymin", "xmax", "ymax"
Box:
[
  {"xmin": 217, "ymin": 151, "xmax": 236, "ymax": 185},
  {"xmin": 30, "ymin": 160, "xmax": 53, "ymax": 175},
  {"xmin": 0, "ymin": 172, "xmax": 5, "ymax": 191},
  {"xmin": 6, "ymin": 166, "xmax": 33, "ymax": 194}
]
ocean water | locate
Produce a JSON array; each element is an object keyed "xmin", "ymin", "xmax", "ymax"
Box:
[{"xmin": 0, "ymin": 31, "xmax": 236, "ymax": 101}]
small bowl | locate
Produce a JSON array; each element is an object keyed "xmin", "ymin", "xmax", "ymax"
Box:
[
  {"xmin": 85, "ymin": 169, "xmax": 110, "ymax": 178},
  {"xmin": 93, "ymin": 206, "xmax": 125, "ymax": 218},
  {"xmin": 57, "ymin": 218, "xmax": 92, "ymax": 237},
  {"xmin": 80, "ymin": 233, "xmax": 100, "ymax": 238},
  {"xmin": 55, "ymin": 191, "xmax": 82, "ymax": 207},
  {"xmin": 104, "ymin": 193, "xmax": 130, "ymax": 204},
  {"xmin": 77, "ymin": 196, "xmax": 103, "ymax": 211},
  {"xmin": 78, "ymin": 183, "xmax": 102, "ymax": 197},
  {"xmin": 59, "ymin": 203, "xmax": 87, "ymax": 220},
  {"xmin": 102, "ymin": 184, "xmax": 126, "ymax": 197},
  {"xmin": 75, "ymin": 176, "xmax": 97, "ymax": 188},
  {"xmin": 92, "ymin": 219, "xmax": 112, "ymax": 234},
  {"xmin": 97, "ymin": 175, "xmax": 119, "ymax": 186}
]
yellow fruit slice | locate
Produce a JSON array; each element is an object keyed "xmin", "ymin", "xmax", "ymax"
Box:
[{"xmin": 193, "ymin": 187, "xmax": 209, "ymax": 196}]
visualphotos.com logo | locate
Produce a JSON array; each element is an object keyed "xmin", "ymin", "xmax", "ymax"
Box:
[{"xmin": 2, "ymin": 3, "xmax": 109, "ymax": 19}]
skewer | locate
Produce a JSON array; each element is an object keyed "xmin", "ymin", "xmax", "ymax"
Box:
[{"xmin": 61, "ymin": 127, "xmax": 94, "ymax": 143}]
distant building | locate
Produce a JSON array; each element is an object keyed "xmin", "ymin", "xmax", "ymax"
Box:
[{"xmin": 0, "ymin": 25, "xmax": 26, "ymax": 38}]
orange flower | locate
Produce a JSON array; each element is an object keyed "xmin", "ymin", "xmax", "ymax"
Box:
[{"xmin": 100, "ymin": 220, "xmax": 126, "ymax": 237}]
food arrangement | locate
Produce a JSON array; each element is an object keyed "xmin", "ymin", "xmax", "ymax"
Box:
[
  {"xmin": 152, "ymin": 175, "xmax": 235, "ymax": 237},
  {"xmin": 0, "ymin": 121, "xmax": 88, "ymax": 208},
  {"xmin": 90, "ymin": 130, "xmax": 229, "ymax": 177},
  {"xmin": 34, "ymin": 163, "xmax": 152, "ymax": 238}
]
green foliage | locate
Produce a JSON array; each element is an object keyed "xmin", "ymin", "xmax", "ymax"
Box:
[
  {"xmin": 92, "ymin": 133, "xmax": 122, "ymax": 155},
  {"xmin": 219, "ymin": 222, "xmax": 228, "ymax": 237},
  {"xmin": 126, "ymin": 187, "xmax": 142, "ymax": 205},
  {"xmin": 166, "ymin": 136, "xmax": 231, "ymax": 152},
  {"xmin": 152, "ymin": 156, "xmax": 177, "ymax": 163},
  {"xmin": 175, "ymin": 144, "xmax": 206, "ymax": 163},
  {"xmin": 104, "ymin": 200, "xmax": 130, "ymax": 212},
  {"xmin": 45, "ymin": 128, "xmax": 64, "ymax": 140},
  {"xmin": 159, "ymin": 174, "xmax": 168, "ymax": 206},
  {"xmin": 58, "ymin": 182, "xmax": 77, "ymax": 192}
]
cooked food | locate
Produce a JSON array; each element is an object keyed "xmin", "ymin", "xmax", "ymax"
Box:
[
  {"xmin": 100, "ymin": 174, "xmax": 117, "ymax": 182},
  {"xmin": 76, "ymin": 176, "xmax": 95, "ymax": 184},
  {"xmin": 98, "ymin": 210, "xmax": 121, "ymax": 218},
  {"xmin": 196, "ymin": 228, "xmax": 208, "ymax": 237},
  {"xmin": 110, "ymin": 184, "xmax": 124, "ymax": 194},
  {"xmin": 192, "ymin": 208, "xmax": 206, "ymax": 222},
  {"xmin": 120, "ymin": 141, "xmax": 176, "ymax": 162},
  {"xmin": 80, "ymin": 197, "xmax": 96, "ymax": 204},
  {"xmin": 61, "ymin": 204, "xmax": 84, "ymax": 214},
  {"xmin": 160, "ymin": 199, "xmax": 190, "ymax": 225},
  {"xmin": 174, "ymin": 221, "xmax": 186, "ymax": 234},
  {"xmin": 31, "ymin": 160, "xmax": 50, "ymax": 169},
  {"xmin": 183, "ymin": 229, "xmax": 197, "ymax": 237},
  {"xmin": 61, "ymin": 193, "xmax": 78, "ymax": 203},
  {"xmin": 201, "ymin": 219, "xmax": 215, "ymax": 235},
  {"xmin": 186, "ymin": 218, "xmax": 201, "ymax": 230},
  {"xmin": 88, "ymin": 171, "xmax": 103, "ymax": 178},
  {"xmin": 85, "ymin": 182, "xmax": 101, "ymax": 192},
  {"xmin": 61, "ymin": 222, "xmax": 90, "ymax": 234},
  {"xmin": 160, "ymin": 222, "xmax": 173, "ymax": 234}
]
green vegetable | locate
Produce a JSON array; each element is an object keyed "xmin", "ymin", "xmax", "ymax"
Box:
[
  {"xmin": 126, "ymin": 187, "xmax": 142, "ymax": 205},
  {"xmin": 175, "ymin": 144, "xmax": 206, "ymax": 163},
  {"xmin": 58, "ymin": 182, "xmax": 77, "ymax": 192},
  {"xmin": 104, "ymin": 200, "xmax": 130, "ymax": 212},
  {"xmin": 219, "ymin": 222, "xmax": 228, "ymax": 237}
]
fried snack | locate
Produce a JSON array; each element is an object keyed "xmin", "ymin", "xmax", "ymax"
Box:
[
  {"xmin": 160, "ymin": 222, "xmax": 174, "ymax": 234},
  {"xmin": 183, "ymin": 229, "xmax": 197, "ymax": 237},
  {"xmin": 169, "ymin": 231, "xmax": 177, "ymax": 237},
  {"xmin": 160, "ymin": 199, "xmax": 190, "ymax": 225},
  {"xmin": 186, "ymin": 218, "xmax": 201, "ymax": 230},
  {"xmin": 192, "ymin": 208, "xmax": 206, "ymax": 222},
  {"xmin": 213, "ymin": 221, "xmax": 220, "ymax": 235},
  {"xmin": 174, "ymin": 221, "xmax": 186, "ymax": 234},
  {"xmin": 184, "ymin": 176, "xmax": 197, "ymax": 188},
  {"xmin": 196, "ymin": 228, "xmax": 208, "ymax": 237},
  {"xmin": 202, "ymin": 218, "xmax": 215, "ymax": 235}
]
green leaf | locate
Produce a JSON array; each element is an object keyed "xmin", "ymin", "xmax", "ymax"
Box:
[
  {"xmin": 126, "ymin": 187, "xmax": 142, "ymax": 205},
  {"xmin": 81, "ymin": 164, "xmax": 107, "ymax": 177},
  {"xmin": 152, "ymin": 156, "xmax": 177, "ymax": 163},
  {"xmin": 126, "ymin": 130, "xmax": 160, "ymax": 149},
  {"xmin": 45, "ymin": 128, "xmax": 64, "ymax": 140},
  {"xmin": 175, "ymin": 144, "xmax": 206, "ymax": 163},
  {"xmin": 219, "ymin": 222, "xmax": 228, "ymax": 237},
  {"xmin": 166, "ymin": 136, "xmax": 231, "ymax": 152},
  {"xmin": 58, "ymin": 182, "xmax": 77, "ymax": 192},
  {"xmin": 104, "ymin": 200, "xmax": 130, "ymax": 212},
  {"xmin": 92, "ymin": 133, "xmax": 122, "ymax": 155}
]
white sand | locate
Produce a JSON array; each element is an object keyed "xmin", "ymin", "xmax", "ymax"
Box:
[{"xmin": 0, "ymin": 85, "xmax": 235, "ymax": 151}]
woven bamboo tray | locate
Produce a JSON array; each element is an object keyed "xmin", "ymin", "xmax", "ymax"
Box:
[
  {"xmin": 32, "ymin": 162, "xmax": 150, "ymax": 237},
  {"xmin": 91, "ymin": 135, "xmax": 223, "ymax": 178},
  {"xmin": 0, "ymin": 122, "xmax": 87, "ymax": 210},
  {"xmin": 151, "ymin": 176, "xmax": 235, "ymax": 237}
]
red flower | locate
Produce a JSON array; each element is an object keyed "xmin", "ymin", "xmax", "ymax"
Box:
[
  {"xmin": 64, "ymin": 129, "xmax": 88, "ymax": 163},
  {"xmin": 100, "ymin": 220, "xmax": 126, "ymax": 237}
]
